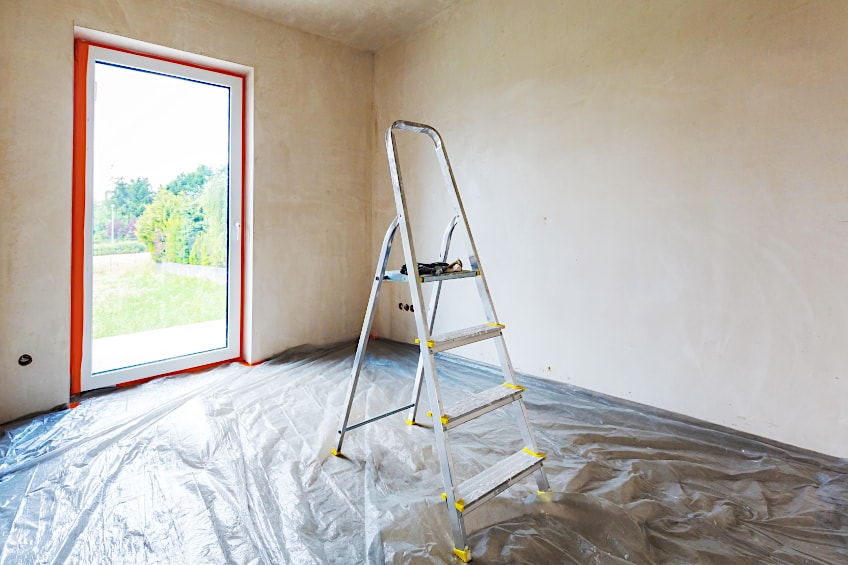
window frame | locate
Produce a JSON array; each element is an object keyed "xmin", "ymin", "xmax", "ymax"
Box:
[{"xmin": 72, "ymin": 39, "xmax": 245, "ymax": 392}]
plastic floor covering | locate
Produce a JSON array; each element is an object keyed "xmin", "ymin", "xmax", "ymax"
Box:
[{"xmin": 1, "ymin": 340, "xmax": 846, "ymax": 564}]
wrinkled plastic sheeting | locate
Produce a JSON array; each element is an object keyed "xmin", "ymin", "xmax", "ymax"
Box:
[{"xmin": 1, "ymin": 340, "xmax": 846, "ymax": 564}]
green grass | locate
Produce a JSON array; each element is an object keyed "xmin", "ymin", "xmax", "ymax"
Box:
[{"xmin": 93, "ymin": 257, "xmax": 226, "ymax": 339}]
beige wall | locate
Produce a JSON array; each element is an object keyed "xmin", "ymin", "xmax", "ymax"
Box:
[
  {"xmin": 2, "ymin": 0, "xmax": 846, "ymax": 458},
  {"xmin": 0, "ymin": 0, "xmax": 372, "ymax": 422},
  {"xmin": 372, "ymin": 0, "xmax": 848, "ymax": 457}
]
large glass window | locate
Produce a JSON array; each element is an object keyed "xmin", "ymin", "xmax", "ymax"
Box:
[{"xmin": 74, "ymin": 43, "xmax": 243, "ymax": 391}]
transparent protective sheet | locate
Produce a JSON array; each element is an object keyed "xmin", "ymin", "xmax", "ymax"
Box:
[{"xmin": 0, "ymin": 340, "xmax": 846, "ymax": 564}]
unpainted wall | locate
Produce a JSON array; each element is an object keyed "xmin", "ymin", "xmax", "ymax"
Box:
[
  {"xmin": 372, "ymin": 0, "xmax": 848, "ymax": 457},
  {"xmin": 0, "ymin": 0, "xmax": 373, "ymax": 422}
]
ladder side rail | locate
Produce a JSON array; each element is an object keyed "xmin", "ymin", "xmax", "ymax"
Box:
[
  {"xmin": 507, "ymin": 395, "xmax": 552, "ymax": 492},
  {"xmin": 425, "ymin": 352, "xmax": 469, "ymax": 552},
  {"xmin": 493, "ymin": 334, "xmax": 551, "ymax": 493},
  {"xmin": 420, "ymin": 123, "xmax": 552, "ymax": 501},
  {"xmin": 385, "ymin": 127, "xmax": 437, "ymax": 357},
  {"xmin": 391, "ymin": 120, "xmax": 442, "ymax": 142},
  {"xmin": 389, "ymin": 121, "xmax": 499, "ymax": 325},
  {"xmin": 490, "ymin": 335, "xmax": 542, "ymax": 449},
  {"xmin": 387, "ymin": 126, "xmax": 468, "ymax": 552},
  {"xmin": 439, "ymin": 170, "xmax": 501, "ymax": 324},
  {"xmin": 333, "ymin": 216, "xmax": 400, "ymax": 454},
  {"xmin": 400, "ymin": 121, "xmax": 501, "ymax": 327},
  {"xmin": 407, "ymin": 215, "xmax": 460, "ymax": 424}
]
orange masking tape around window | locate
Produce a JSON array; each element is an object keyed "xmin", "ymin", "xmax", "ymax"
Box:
[
  {"xmin": 70, "ymin": 40, "xmax": 249, "ymax": 394},
  {"xmin": 115, "ymin": 357, "xmax": 239, "ymax": 388},
  {"xmin": 70, "ymin": 39, "xmax": 89, "ymax": 396}
]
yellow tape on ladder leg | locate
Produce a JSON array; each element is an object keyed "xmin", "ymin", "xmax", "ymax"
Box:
[
  {"xmin": 453, "ymin": 547, "xmax": 471, "ymax": 562},
  {"xmin": 523, "ymin": 447, "xmax": 546, "ymax": 460},
  {"xmin": 454, "ymin": 498, "xmax": 465, "ymax": 512},
  {"xmin": 441, "ymin": 492, "xmax": 465, "ymax": 512}
]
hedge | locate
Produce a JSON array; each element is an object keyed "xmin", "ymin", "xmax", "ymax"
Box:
[{"xmin": 93, "ymin": 240, "xmax": 147, "ymax": 256}]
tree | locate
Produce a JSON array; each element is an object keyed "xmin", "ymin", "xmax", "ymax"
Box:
[
  {"xmin": 93, "ymin": 177, "xmax": 152, "ymax": 242},
  {"xmin": 109, "ymin": 177, "xmax": 153, "ymax": 219},
  {"xmin": 135, "ymin": 189, "xmax": 188, "ymax": 262},
  {"xmin": 162, "ymin": 165, "xmax": 213, "ymax": 199},
  {"xmin": 164, "ymin": 212, "xmax": 191, "ymax": 264},
  {"xmin": 135, "ymin": 166, "xmax": 227, "ymax": 265},
  {"xmin": 191, "ymin": 170, "xmax": 228, "ymax": 267}
]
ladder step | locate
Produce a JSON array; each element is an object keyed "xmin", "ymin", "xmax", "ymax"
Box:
[
  {"xmin": 451, "ymin": 449, "xmax": 545, "ymax": 515},
  {"xmin": 382, "ymin": 269, "xmax": 479, "ymax": 284},
  {"xmin": 422, "ymin": 323, "xmax": 503, "ymax": 353},
  {"xmin": 439, "ymin": 384, "xmax": 523, "ymax": 430}
]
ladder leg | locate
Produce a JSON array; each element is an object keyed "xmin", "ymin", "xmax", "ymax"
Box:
[
  {"xmin": 420, "ymin": 349, "xmax": 469, "ymax": 555},
  {"xmin": 387, "ymin": 128, "xmax": 470, "ymax": 556},
  {"xmin": 386, "ymin": 122, "xmax": 553, "ymax": 560},
  {"xmin": 407, "ymin": 216, "xmax": 459, "ymax": 425},
  {"xmin": 406, "ymin": 354, "xmax": 427, "ymax": 425},
  {"xmin": 333, "ymin": 217, "xmax": 400, "ymax": 456}
]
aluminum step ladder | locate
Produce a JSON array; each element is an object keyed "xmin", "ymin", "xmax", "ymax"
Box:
[{"xmin": 332, "ymin": 120, "xmax": 551, "ymax": 562}]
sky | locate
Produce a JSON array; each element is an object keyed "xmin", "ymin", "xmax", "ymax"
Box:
[{"xmin": 92, "ymin": 62, "xmax": 230, "ymax": 201}]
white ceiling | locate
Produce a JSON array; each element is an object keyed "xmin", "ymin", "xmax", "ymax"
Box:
[{"xmin": 210, "ymin": 0, "xmax": 459, "ymax": 51}]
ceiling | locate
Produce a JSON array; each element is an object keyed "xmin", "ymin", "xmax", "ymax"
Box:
[{"xmin": 210, "ymin": 0, "xmax": 459, "ymax": 52}]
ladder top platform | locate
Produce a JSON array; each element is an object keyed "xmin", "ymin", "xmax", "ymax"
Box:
[{"xmin": 382, "ymin": 269, "xmax": 479, "ymax": 284}]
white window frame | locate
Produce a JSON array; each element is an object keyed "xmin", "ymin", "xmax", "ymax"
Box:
[{"xmin": 80, "ymin": 45, "xmax": 243, "ymax": 391}]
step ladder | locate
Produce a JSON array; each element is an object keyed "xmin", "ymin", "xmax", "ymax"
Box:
[{"xmin": 332, "ymin": 120, "xmax": 551, "ymax": 562}]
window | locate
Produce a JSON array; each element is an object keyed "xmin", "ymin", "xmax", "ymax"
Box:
[{"xmin": 72, "ymin": 38, "xmax": 244, "ymax": 392}]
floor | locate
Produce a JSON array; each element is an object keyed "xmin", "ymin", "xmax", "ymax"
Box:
[{"xmin": 0, "ymin": 341, "xmax": 846, "ymax": 563}]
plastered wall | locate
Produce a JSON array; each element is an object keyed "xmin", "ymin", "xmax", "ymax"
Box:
[
  {"xmin": 0, "ymin": 0, "xmax": 373, "ymax": 422},
  {"xmin": 372, "ymin": 0, "xmax": 848, "ymax": 457}
]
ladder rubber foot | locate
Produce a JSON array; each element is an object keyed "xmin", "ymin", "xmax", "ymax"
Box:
[
  {"xmin": 537, "ymin": 489, "xmax": 554, "ymax": 501},
  {"xmin": 453, "ymin": 547, "xmax": 472, "ymax": 562},
  {"xmin": 405, "ymin": 418, "xmax": 415, "ymax": 426},
  {"xmin": 331, "ymin": 448, "xmax": 341, "ymax": 457}
]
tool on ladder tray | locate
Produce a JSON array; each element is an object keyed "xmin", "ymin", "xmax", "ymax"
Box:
[{"xmin": 332, "ymin": 121, "xmax": 551, "ymax": 562}]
